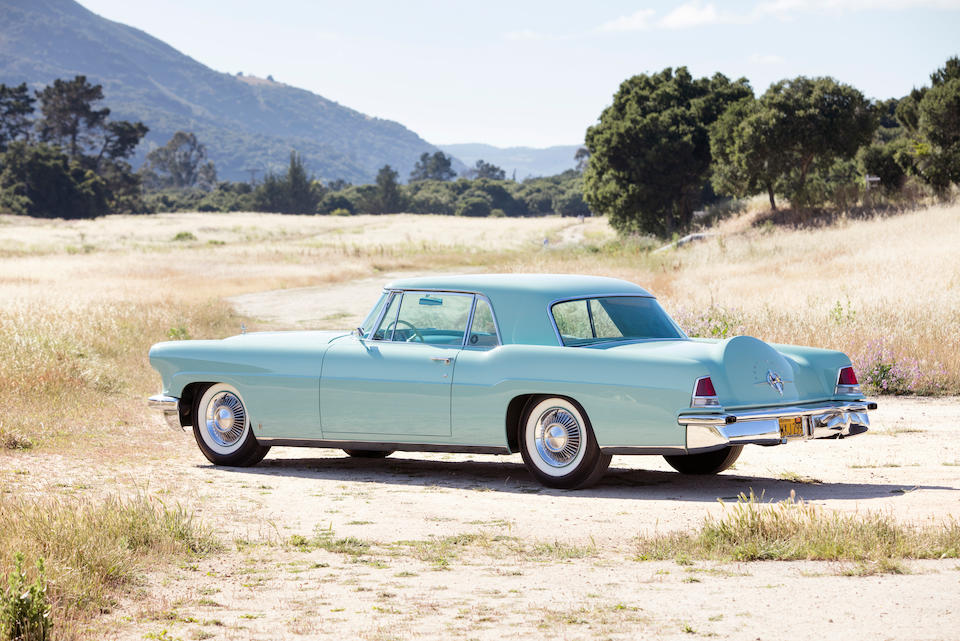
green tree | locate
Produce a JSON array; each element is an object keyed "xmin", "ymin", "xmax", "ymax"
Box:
[
  {"xmin": 253, "ymin": 151, "xmax": 321, "ymax": 213},
  {"xmin": 405, "ymin": 180, "xmax": 458, "ymax": 214},
  {"xmin": 553, "ymin": 189, "xmax": 591, "ymax": 216},
  {"xmin": 710, "ymin": 76, "xmax": 875, "ymax": 209},
  {"xmin": 96, "ymin": 121, "xmax": 149, "ymax": 167},
  {"xmin": 410, "ymin": 151, "xmax": 456, "ymax": 182},
  {"xmin": 141, "ymin": 131, "xmax": 214, "ymax": 189},
  {"xmin": 284, "ymin": 151, "xmax": 318, "ymax": 213},
  {"xmin": 0, "ymin": 83, "xmax": 35, "ymax": 152},
  {"xmin": 373, "ymin": 164, "xmax": 403, "ymax": 213},
  {"xmin": 0, "ymin": 141, "xmax": 107, "ymax": 218},
  {"xmin": 34, "ymin": 76, "xmax": 111, "ymax": 159},
  {"xmin": 901, "ymin": 57, "xmax": 960, "ymax": 194},
  {"xmin": 574, "ymin": 147, "xmax": 590, "ymax": 173},
  {"xmin": 455, "ymin": 188, "xmax": 492, "ymax": 217},
  {"xmin": 584, "ymin": 67, "xmax": 752, "ymax": 236},
  {"xmin": 473, "ymin": 159, "xmax": 506, "ymax": 180}
]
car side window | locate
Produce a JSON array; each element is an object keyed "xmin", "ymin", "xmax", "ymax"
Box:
[
  {"xmin": 467, "ymin": 298, "xmax": 499, "ymax": 347},
  {"xmin": 552, "ymin": 299, "xmax": 591, "ymax": 342},
  {"xmin": 380, "ymin": 292, "xmax": 473, "ymax": 345}
]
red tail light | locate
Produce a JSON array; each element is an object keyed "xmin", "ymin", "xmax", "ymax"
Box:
[
  {"xmin": 695, "ymin": 377, "xmax": 717, "ymax": 397},
  {"xmin": 838, "ymin": 367, "xmax": 858, "ymax": 386},
  {"xmin": 836, "ymin": 366, "xmax": 861, "ymax": 395},
  {"xmin": 691, "ymin": 376, "xmax": 719, "ymax": 407}
]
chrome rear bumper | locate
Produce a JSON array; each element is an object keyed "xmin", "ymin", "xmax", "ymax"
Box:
[
  {"xmin": 148, "ymin": 394, "xmax": 182, "ymax": 431},
  {"xmin": 677, "ymin": 400, "xmax": 876, "ymax": 452}
]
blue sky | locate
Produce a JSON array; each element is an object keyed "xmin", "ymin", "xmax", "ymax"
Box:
[{"xmin": 79, "ymin": 0, "xmax": 960, "ymax": 148}]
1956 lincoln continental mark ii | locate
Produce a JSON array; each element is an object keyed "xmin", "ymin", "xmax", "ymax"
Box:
[{"xmin": 148, "ymin": 274, "xmax": 876, "ymax": 489}]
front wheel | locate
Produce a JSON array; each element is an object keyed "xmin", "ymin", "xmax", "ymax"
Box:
[
  {"xmin": 193, "ymin": 383, "xmax": 269, "ymax": 466},
  {"xmin": 519, "ymin": 397, "xmax": 611, "ymax": 489},
  {"xmin": 663, "ymin": 445, "xmax": 742, "ymax": 475}
]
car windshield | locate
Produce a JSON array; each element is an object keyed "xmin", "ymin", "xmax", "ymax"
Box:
[{"xmin": 551, "ymin": 296, "xmax": 685, "ymax": 346}]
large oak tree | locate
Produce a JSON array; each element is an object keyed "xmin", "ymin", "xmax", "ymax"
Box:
[{"xmin": 583, "ymin": 67, "xmax": 751, "ymax": 236}]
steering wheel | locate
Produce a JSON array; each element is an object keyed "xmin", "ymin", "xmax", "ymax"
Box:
[{"xmin": 387, "ymin": 319, "xmax": 424, "ymax": 342}]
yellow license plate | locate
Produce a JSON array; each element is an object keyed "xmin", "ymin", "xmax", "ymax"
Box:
[{"xmin": 779, "ymin": 416, "xmax": 804, "ymax": 438}]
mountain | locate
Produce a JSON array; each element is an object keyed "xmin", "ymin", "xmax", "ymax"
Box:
[
  {"xmin": 439, "ymin": 143, "xmax": 582, "ymax": 180},
  {"xmin": 0, "ymin": 0, "xmax": 444, "ymax": 183}
]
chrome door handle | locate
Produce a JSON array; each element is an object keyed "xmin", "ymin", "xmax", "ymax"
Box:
[{"xmin": 430, "ymin": 357, "xmax": 452, "ymax": 364}]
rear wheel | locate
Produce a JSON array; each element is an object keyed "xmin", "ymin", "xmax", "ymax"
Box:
[
  {"xmin": 193, "ymin": 383, "xmax": 269, "ymax": 466},
  {"xmin": 519, "ymin": 396, "xmax": 611, "ymax": 489},
  {"xmin": 663, "ymin": 445, "xmax": 742, "ymax": 475},
  {"xmin": 343, "ymin": 449, "xmax": 395, "ymax": 458}
]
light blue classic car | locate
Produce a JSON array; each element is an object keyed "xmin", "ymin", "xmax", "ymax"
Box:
[{"xmin": 148, "ymin": 274, "xmax": 875, "ymax": 489}]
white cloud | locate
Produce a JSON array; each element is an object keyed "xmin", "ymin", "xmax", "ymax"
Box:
[
  {"xmin": 599, "ymin": 9, "xmax": 657, "ymax": 32},
  {"xmin": 596, "ymin": 0, "xmax": 960, "ymax": 36},
  {"xmin": 659, "ymin": 3, "xmax": 725, "ymax": 29},
  {"xmin": 749, "ymin": 53, "xmax": 785, "ymax": 64}
]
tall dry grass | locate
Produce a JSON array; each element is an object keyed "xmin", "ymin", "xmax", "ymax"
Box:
[
  {"xmin": 508, "ymin": 203, "xmax": 960, "ymax": 394},
  {"xmin": 0, "ymin": 493, "xmax": 214, "ymax": 640},
  {"xmin": 637, "ymin": 492, "xmax": 960, "ymax": 566},
  {"xmin": 0, "ymin": 213, "xmax": 590, "ymax": 449},
  {"xmin": 0, "ymin": 205, "xmax": 956, "ymax": 452}
]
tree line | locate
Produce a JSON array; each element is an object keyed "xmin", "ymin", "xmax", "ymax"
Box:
[
  {"xmin": 143, "ymin": 149, "xmax": 591, "ymax": 218},
  {"xmin": 0, "ymin": 76, "xmax": 148, "ymax": 218},
  {"xmin": 584, "ymin": 56, "xmax": 960, "ymax": 236},
  {"xmin": 3, "ymin": 57, "xmax": 957, "ymax": 228}
]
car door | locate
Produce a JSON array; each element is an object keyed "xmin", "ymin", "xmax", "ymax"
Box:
[{"xmin": 319, "ymin": 291, "xmax": 474, "ymax": 438}]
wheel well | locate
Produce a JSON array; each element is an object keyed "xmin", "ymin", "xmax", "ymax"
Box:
[
  {"xmin": 178, "ymin": 382, "xmax": 213, "ymax": 428},
  {"xmin": 505, "ymin": 394, "xmax": 539, "ymax": 453}
]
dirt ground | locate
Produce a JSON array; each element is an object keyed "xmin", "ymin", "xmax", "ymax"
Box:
[
  {"xmin": 7, "ymin": 395, "xmax": 959, "ymax": 640},
  {"xmin": 5, "ymin": 268, "xmax": 960, "ymax": 640}
]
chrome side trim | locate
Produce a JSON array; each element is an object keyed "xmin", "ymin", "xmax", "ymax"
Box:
[
  {"xmin": 148, "ymin": 394, "xmax": 183, "ymax": 431},
  {"xmin": 359, "ymin": 289, "xmax": 390, "ymax": 339},
  {"xmin": 254, "ymin": 438, "xmax": 510, "ymax": 455},
  {"xmin": 601, "ymin": 446, "xmax": 688, "ymax": 455},
  {"xmin": 466, "ymin": 293, "xmax": 503, "ymax": 348},
  {"xmin": 462, "ymin": 294, "xmax": 478, "ymax": 348}
]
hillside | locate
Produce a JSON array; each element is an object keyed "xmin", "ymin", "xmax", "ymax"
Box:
[
  {"xmin": 0, "ymin": 0, "xmax": 443, "ymax": 183},
  {"xmin": 439, "ymin": 143, "xmax": 581, "ymax": 179}
]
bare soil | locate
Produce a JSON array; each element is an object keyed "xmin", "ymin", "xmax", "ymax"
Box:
[{"xmin": 7, "ymin": 396, "xmax": 959, "ymax": 640}]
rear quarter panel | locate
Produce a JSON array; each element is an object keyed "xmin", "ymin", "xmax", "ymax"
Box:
[{"xmin": 452, "ymin": 344, "xmax": 699, "ymax": 449}]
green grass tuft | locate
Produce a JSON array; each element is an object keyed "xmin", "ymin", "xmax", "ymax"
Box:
[{"xmin": 637, "ymin": 492, "xmax": 960, "ymax": 566}]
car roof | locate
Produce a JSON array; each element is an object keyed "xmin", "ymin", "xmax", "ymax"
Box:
[{"xmin": 384, "ymin": 274, "xmax": 654, "ymax": 346}]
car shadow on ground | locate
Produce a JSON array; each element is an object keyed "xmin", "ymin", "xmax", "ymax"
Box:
[{"xmin": 209, "ymin": 453, "xmax": 957, "ymax": 502}]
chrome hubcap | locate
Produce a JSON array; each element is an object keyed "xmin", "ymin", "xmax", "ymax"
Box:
[
  {"xmin": 205, "ymin": 391, "xmax": 246, "ymax": 447},
  {"xmin": 534, "ymin": 408, "xmax": 582, "ymax": 467}
]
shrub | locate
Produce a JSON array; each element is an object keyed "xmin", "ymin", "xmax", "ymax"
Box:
[
  {"xmin": 853, "ymin": 339, "xmax": 946, "ymax": 395},
  {"xmin": 455, "ymin": 190, "xmax": 492, "ymax": 217},
  {"xmin": 0, "ymin": 553, "xmax": 51, "ymax": 641}
]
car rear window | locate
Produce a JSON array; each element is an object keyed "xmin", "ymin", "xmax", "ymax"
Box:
[{"xmin": 551, "ymin": 297, "xmax": 684, "ymax": 346}]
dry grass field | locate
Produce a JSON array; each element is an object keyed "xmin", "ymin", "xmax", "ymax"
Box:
[{"xmin": 1, "ymin": 204, "xmax": 959, "ymax": 640}]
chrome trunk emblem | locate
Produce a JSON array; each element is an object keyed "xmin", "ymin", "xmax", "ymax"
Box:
[{"xmin": 766, "ymin": 370, "xmax": 784, "ymax": 395}]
